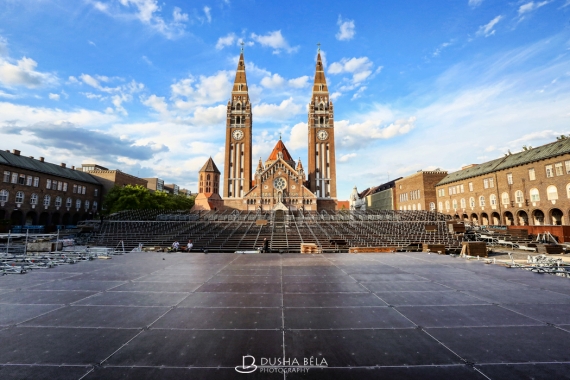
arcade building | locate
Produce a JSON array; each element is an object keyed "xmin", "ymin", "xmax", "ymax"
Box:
[{"xmin": 193, "ymin": 49, "xmax": 338, "ymax": 212}]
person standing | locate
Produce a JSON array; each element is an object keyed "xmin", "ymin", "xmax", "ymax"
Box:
[
  {"xmin": 187, "ymin": 240, "xmax": 193, "ymax": 252},
  {"xmin": 262, "ymin": 238, "xmax": 269, "ymax": 254}
]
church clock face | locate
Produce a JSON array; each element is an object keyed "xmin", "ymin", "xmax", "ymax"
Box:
[
  {"xmin": 273, "ymin": 177, "xmax": 286, "ymax": 190},
  {"xmin": 232, "ymin": 129, "xmax": 244, "ymax": 141},
  {"xmin": 317, "ymin": 129, "xmax": 328, "ymax": 141}
]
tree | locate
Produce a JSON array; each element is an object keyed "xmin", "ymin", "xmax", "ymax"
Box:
[{"xmin": 102, "ymin": 185, "xmax": 195, "ymax": 214}]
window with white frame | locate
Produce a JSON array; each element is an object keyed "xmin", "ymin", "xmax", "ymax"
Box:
[
  {"xmin": 460, "ymin": 198, "xmax": 466, "ymax": 208},
  {"xmin": 55, "ymin": 196, "xmax": 62, "ymax": 207},
  {"xmin": 0, "ymin": 189, "xmax": 8, "ymax": 202},
  {"xmin": 546, "ymin": 165, "xmax": 553, "ymax": 178},
  {"xmin": 46, "ymin": 179, "xmax": 52, "ymax": 189},
  {"xmin": 555, "ymin": 163, "xmax": 564, "ymax": 176},
  {"xmin": 483, "ymin": 179, "xmax": 489, "ymax": 189},
  {"xmin": 460, "ymin": 184, "xmax": 464, "ymax": 193},
  {"xmin": 94, "ymin": 188, "xmax": 99, "ymax": 197},
  {"xmin": 26, "ymin": 176, "xmax": 32, "ymax": 186},
  {"xmin": 3, "ymin": 171, "xmax": 9, "ymax": 182},
  {"xmin": 82, "ymin": 186, "xmax": 86, "ymax": 195},
  {"xmin": 75, "ymin": 199, "xmax": 81, "ymax": 209},
  {"xmin": 566, "ymin": 161, "xmax": 570, "ymax": 174},
  {"xmin": 507, "ymin": 173, "xmax": 513, "ymax": 185},
  {"xmin": 18, "ymin": 174, "xmax": 25, "ymax": 185},
  {"xmin": 93, "ymin": 200, "xmax": 98, "ymax": 210},
  {"xmin": 85, "ymin": 200, "xmax": 90, "ymax": 210},
  {"xmin": 567, "ymin": 184, "xmax": 570, "ymax": 198},
  {"xmin": 43, "ymin": 195, "xmax": 51, "ymax": 207},
  {"xmin": 15, "ymin": 191, "xmax": 24, "ymax": 203},
  {"xmin": 451, "ymin": 199, "xmax": 457, "ymax": 209},
  {"xmin": 30, "ymin": 193, "xmax": 38, "ymax": 205},
  {"xmin": 438, "ymin": 201, "xmax": 443, "ymax": 210},
  {"xmin": 530, "ymin": 188, "xmax": 540, "ymax": 202},
  {"xmin": 11, "ymin": 173, "xmax": 17, "ymax": 184},
  {"xmin": 66, "ymin": 197, "xmax": 72, "ymax": 207},
  {"xmin": 417, "ymin": 203, "xmax": 421, "ymax": 210},
  {"xmin": 529, "ymin": 168, "xmax": 536, "ymax": 180},
  {"xmin": 73, "ymin": 184, "xmax": 77, "ymax": 193},
  {"xmin": 501, "ymin": 192, "xmax": 509, "ymax": 205},
  {"xmin": 468, "ymin": 182, "xmax": 473, "ymax": 192},
  {"xmin": 470, "ymin": 197, "xmax": 475, "ymax": 207},
  {"xmin": 57, "ymin": 181, "xmax": 63, "ymax": 191},
  {"xmin": 515, "ymin": 190, "xmax": 524, "ymax": 203},
  {"xmin": 547, "ymin": 185, "xmax": 558, "ymax": 200},
  {"xmin": 33, "ymin": 177, "xmax": 39, "ymax": 187},
  {"xmin": 429, "ymin": 202, "xmax": 435, "ymax": 211},
  {"xmin": 63, "ymin": 182, "xmax": 67, "ymax": 191},
  {"xmin": 479, "ymin": 196, "xmax": 485, "ymax": 206},
  {"xmin": 445, "ymin": 201, "xmax": 450, "ymax": 210},
  {"xmin": 489, "ymin": 178, "xmax": 494, "ymax": 188},
  {"xmin": 490, "ymin": 194, "xmax": 497, "ymax": 206}
]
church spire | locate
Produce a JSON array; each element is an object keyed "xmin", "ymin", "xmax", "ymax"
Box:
[
  {"xmin": 312, "ymin": 49, "xmax": 328, "ymax": 94},
  {"xmin": 232, "ymin": 51, "xmax": 249, "ymax": 94}
]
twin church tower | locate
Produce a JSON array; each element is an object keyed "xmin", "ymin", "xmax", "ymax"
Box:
[{"xmin": 193, "ymin": 49, "xmax": 337, "ymax": 212}]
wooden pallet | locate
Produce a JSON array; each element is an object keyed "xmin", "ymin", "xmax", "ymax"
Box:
[
  {"xmin": 461, "ymin": 242, "xmax": 487, "ymax": 257},
  {"xmin": 349, "ymin": 247, "xmax": 397, "ymax": 254},
  {"xmin": 301, "ymin": 243, "xmax": 321, "ymax": 254},
  {"xmin": 422, "ymin": 244, "xmax": 446, "ymax": 254}
]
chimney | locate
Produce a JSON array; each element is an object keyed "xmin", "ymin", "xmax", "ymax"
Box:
[
  {"xmin": 29, "ymin": 156, "xmax": 34, "ymax": 159},
  {"xmin": 12, "ymin": 149, "xmax": 20, "ymax": 156},
  {"xmin": 61, "ymin": 163, "xmax": 66, "ymax": 168},
  {"xmin": 71, "ymin": 165, "xmax": 75, "ymax": 170},
  {"xmin": 39, "ymin": 157, "xmax": 44, "ymax": 162}
]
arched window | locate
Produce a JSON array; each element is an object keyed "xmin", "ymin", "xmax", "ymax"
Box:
[
  {"xmin": 55, "ymin": 196, "xmax": 62, "ymax": 207},
  {"xmin": 93, "ymin": 201, "xmax": 98, "ymax": 210},
  {"xmin": 501, "ymin": 192, "xmax": 509, "ymax": 205},
  {"xmin": 445, "ymin": 200, "xmax": 450, "ymax": 210},
  {"xmin": 452, "ymin": 199, "xmax": 457, "ymax": 209},
  {"xmin": 547, "ymin": 185, "xmax": 558, "ymax": 200},
  {"xmin": 412, "ymin": 204, "xmax": 416, "ymax": 210},
  {"xmin": 0, "ymin": 189, "xmax": 8, "ymax": 202},
  {"xmin": 460, "ymin": 198, "xmax": 466, "ymax": 208},
  {"xmin": 438, "ymin": 201, "xmax": 442, "ymax": 211},
  {"xmin": 470, "ymin": 197, "xmax": 475, "ymax": 207},
  {"xmin": 417, "ymin": 203, "xmax": 421, "ymax": 210},
  {"xmin": 66, "ymin": 197, "xmax": 72, "ymax": 207},
  {"xmin": 490, "ymin": 194, "xmax": 497, "ymax": 206},
  {"xmin": 479, "ymin": 196, "xmax": 485, "ymax": 206},
  {"xmin": 236, "ymin": 103, "xmax": 241, "ymax": 111},
  {"xmin": 15, "ymin": 191, "xmax": 24, "ymax": 203},
  {"xmin": 85, "ymin": 200, "xmax": 90, "ymax": 210},
  {"xmin": 429, "ymin": 202, "xmax": 435, "ymax": 211},
  {"xmin": 30, "ymin": 193, "xmax": 38, "ymax": 205},
  {"xmin": 530, "ymin": 188, "xmax": 540, "ymax": 202},
  {"xmin": 76, "ymin": 199, "xmax": 81, "ymax": 209},
  {"xmin": 515, "ymin": 190, "xmax": 523, "ymax": 203},
  {"xmin": 43, "ymin": 195, "xmax": 51, "ymax": 207}
]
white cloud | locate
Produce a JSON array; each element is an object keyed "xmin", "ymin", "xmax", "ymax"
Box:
[
  {"xmin": 142, "ymin": 94, "xmax": 168, "ymax": 116},
  {"xmin": 203, "ymin": 6, "xmax": 212, "ymax": 23},
  {"xmin": 48, "ymin": 93, "xmax": 60, "ymax": 101},
  {"xmin": 286, "ymin": 122, "xmax": 307, "ymax": 151},
  {"xmin": 0, "ymin": 101, "xmax": 118, "ymax": 126},
  {"xmin": 170, "ymin": 71, "xmax": 232, "ymax": 109},
  {"xmin": 336, "ymin": 16, "xmax": 356, "ymax": 41},
  {"xmin": 476, "ymin": 15, "xmax": 503, "ymax": 37},
  {"xmin": 563, "ymin": 0, "xmax": 570, "ymax": 8},
  {"xmin": 0, "ymin": 56, "xmax": 57, "ymax": 88},
  {"xmin": 351, "ymin": 86, "xmax": 367, "ymax": 100},
  {"xmin": 468, "ymin": 0, "xmax": 483, "ymax": 7},
  {"xmin": 216, "ymin": 33, "xmax": 236, "ymax": 50},
  {"xmin": 433, "ymin": 40, "xmax": 454, "ymax": 57},
  {"xmin": 250, "ymin": 30, "xmax": 298, "ymax": 54},
  {"xmin": 0, "ymin": 36, "xmax": 7, "ymax": 56},
  {"xmin": 76, "ymin": 74, "xmax": 144, "ymax": 115},
  {"xmin": 192, "ymin": 104, "xmax": 226, "ymax": 126},
  {"xmin": 253, "ymin": 97, "xmax": 304, "ymax": 122},
  {"xmin": 260, "ymin": 73, "xmax": 285, "ymax": 89},
  {"xmin": 335, "ymin": 116, "xmax": 416, "ymax": 149},
  {"xmin": 518, "ymin": 1, "xmax": 552, "ymax": 19},
  {"xmin": 328, "ymin": 56, "xmax": 374, "ymax": 84},
  {"xmin": 91, "ymin": 0, "xmax": 189, "ymax": 39},
  {"xmin": 288, "ymin": 75, "xmax": 310, "ymax": 88},
  {"xmin": 338, "ymin": 153, "xmax": 357, "ymax": 162}
]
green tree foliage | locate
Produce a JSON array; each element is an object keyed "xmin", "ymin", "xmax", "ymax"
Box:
[{"xmin": 102, "ymin": 185, "xmax": 195, "ymax": 214}]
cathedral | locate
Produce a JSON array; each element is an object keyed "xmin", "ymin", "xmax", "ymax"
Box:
[{"xmin": 193, "ymin": 49, "xmax": 337, "ymax": 212}]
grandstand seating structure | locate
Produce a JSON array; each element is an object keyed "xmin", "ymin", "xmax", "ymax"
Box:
[{"xmin": 91, "ymin": 209, "xmax": 462, "ymax": 253}]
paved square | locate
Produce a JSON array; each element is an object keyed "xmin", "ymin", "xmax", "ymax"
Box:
[{"xmin": 2, "ymin": 251, "xmax": 570, "ymax": 379}]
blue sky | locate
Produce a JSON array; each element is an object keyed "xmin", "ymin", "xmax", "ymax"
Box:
[{"xmin": 1, "ymin": 0, "xmax": 569, "ymax": 197}]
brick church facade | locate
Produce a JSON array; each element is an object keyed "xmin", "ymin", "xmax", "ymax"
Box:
[{"xmin": 194, "ymin": 49, "xmax": 337, "ymax": 212}]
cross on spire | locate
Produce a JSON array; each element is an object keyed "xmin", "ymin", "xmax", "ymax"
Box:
[
  {"xmin": 317, "ymin": 42, "xmax": 321, "ymax": 53},
  {"xmin": 240, "ymin": 41, "xmax": 244, "ymax": 52}
]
